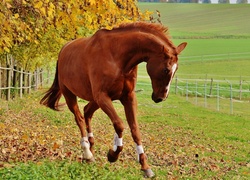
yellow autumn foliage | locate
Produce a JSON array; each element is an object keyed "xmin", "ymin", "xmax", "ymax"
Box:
[{"xmin": 0, "ymin": 0, "xmax": 151, "ymax": 71}]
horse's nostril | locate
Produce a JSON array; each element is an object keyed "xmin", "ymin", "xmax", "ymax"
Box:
[
  {"xmin": 154, "ymin": 98, "xmax": 163, "ymax": 103},
  {"xmin": 152, "ymin": 93, "xmax": 163, "ymax": 103}
]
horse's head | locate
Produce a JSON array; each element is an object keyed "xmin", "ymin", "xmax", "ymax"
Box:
[{"xmin": 147, "ymin": 42, "xmax": 187, "ymax": 103}]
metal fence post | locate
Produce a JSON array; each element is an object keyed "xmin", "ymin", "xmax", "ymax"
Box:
[{"xmin": 204, "ymin": 81, "xmax": 207, "ymax": 108}]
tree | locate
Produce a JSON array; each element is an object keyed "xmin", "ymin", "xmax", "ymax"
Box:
[
  {"xmin": 202, "ymin": 0, "xmax": 211, "ymax": 3},
  {"xmin": 0, "ymin": 0, "xmax": 150, "ymax": 71},
  {"xmin": 237, "ymin": 0, "xmax": 248, "ymax": 3},
  {"xmin": 218, "ymin": 0, "xmax": 230, "ymax": 3}
]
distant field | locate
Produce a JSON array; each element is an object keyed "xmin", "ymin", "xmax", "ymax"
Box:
[
  {"xmin": 173, "ymin": 39, "xmax": 250, "ymax": 56},
  {"xmin": 139, "ymin": 3, "xmax": 250, "ymax": 38}
]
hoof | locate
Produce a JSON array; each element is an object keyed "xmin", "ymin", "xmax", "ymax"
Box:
[
  {"xmin": 107, "ymin": 149, "xmax": 118, "ymax": 162},
  {"xmin": 142, "ymin": 169, "xmax": 155, "ymax": 178}
]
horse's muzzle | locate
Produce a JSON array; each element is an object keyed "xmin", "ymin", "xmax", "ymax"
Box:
[{"xmin": 151, "ymin": 93, "xmax": 165, "ymax": 103}]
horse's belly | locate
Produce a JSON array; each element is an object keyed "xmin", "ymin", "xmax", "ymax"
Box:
[{"xmin": 60, "ymin": 75, "xmax": 94, "ymax": 101}]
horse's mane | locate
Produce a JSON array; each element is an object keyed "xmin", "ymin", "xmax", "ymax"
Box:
[
  {"xmin": 116, "ymin": 22, "xmax": 168, "ymax": 34},
  {"xmin": 112, "ymin": 22, "xmax": 175, "ymax": 49}
]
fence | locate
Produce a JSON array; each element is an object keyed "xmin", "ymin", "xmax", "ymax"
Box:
[
  {"xmin": 135, "ymin": 52, "xmax": 250, "ymax": 116},
  {"xmin": 174, "ymin": 76, "xmax": 250, "ymax": 114},
  {"xmin": 136, "ymin": 74, "xmax": 250, "ymax": 116},
  {"xmin": 179, "ymin": 52, "xmax": 250, "ymax": 63},
  {"xmin": 0, "ymin": 64, "xmax": 51, "ymax": 101}
]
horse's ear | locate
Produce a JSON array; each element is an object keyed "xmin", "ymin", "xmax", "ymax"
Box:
[{"xmin": 176, "ymin": 42, "xmax": 187, "ymax": 54}]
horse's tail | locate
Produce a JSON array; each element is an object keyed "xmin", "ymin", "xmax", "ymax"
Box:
[{"xmin": 40, "ymin": 61, "xmax": 62, "ymax": 111}]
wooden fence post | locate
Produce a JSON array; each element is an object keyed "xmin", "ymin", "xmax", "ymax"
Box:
[
  {"xmin": 6, "ymin": 64, "xmax": 11, "ymax": 100},
  {"xmin": 35, "ymin": 69, "xmax": 38, "ymax": 90},
  {"xmin": 19, "ymin": 68, "xmax": 23, "ymax": 98},
  {"xmin": 27, "ymin": 71, "xmax": 31, "ymax": 94},
  {"xmin": 40, "ymin": 69, "xmax": 43, "ymax": 87},
  {"xmin": 12, "ymin": 65, "xmax": 17, "ymax": 98},
  {"xmin": 23, "ymin": 70, "xmax": 26, "ymax": 94}
]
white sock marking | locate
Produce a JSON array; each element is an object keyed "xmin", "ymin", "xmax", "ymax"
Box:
[
  {"xmin": 88, "ymin": 132, "xmax": 94, "ymax": 138},
  {"xmin": 135, "ymin": 144, "xmax": 144, "ymax": 162},
  {"xmin": 113, "ymin": 133, "xmax": 123, "ymax": 151},
  {"xmin": 80, "ymin": 137, "xmax": 93, "ymax": 159}
]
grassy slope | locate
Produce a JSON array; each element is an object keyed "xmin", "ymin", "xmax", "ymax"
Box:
[{"xmin": 139, "ymin": 3, "xmax": 250, "ymax": 38}]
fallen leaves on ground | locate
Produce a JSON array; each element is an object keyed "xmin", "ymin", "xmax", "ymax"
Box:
[{"xmin": 0, "ymin": 95, "xmax": 249, "ymax": 179}]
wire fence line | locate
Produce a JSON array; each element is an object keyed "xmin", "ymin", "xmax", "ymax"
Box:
[
  {"xmin": 0, "ymin": 64, "xmax": 51, "ymax": 101},
  {"xmin": 137, "ymin": 75, "xmax": 250, "ymax": 116},
  {"xmin": 179, "ymin": 52, "xmax": 250, "ymax": 63}
]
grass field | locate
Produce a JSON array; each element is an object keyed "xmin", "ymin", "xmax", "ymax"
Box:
[
  {"xmin": 139, "ymin": 3, "xmax": 250, "ymax": 38},
  {"xmin": 0, "ymin": 89, "xmax": 249, "ymax": 179}
]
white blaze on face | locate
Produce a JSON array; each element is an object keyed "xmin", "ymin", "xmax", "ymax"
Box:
[{"xmin": 165, "ymin": 63, "xmax": 177, "ymax": 96}]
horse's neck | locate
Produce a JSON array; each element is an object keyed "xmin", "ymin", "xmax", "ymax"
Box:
[{"xmin": 122, "ymin": 32, "xmax": 162, "ymax": 73}]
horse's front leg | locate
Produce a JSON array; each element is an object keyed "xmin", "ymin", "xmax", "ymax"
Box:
[
  {"xmin": 121, "ymin": 92, "xmax": 155, "ymax": 178},
  {"xmin": 94, "ymin": 93, "xmax": 125, "ymax": 162},
  {"xmin": 84, "ymin": 101, "xmax": 99, "ymax": 156}
]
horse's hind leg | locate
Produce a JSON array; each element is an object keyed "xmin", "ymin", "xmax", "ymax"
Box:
[
  {"xmin": 61, "ymin": 86, "xmax": 93, "ymax": 161},
  {"xmin": 84, "ymin": 101, "xmax": 99, "ymax": 154}
]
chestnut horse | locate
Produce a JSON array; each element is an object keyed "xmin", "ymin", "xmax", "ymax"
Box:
[{"xmin": 40, "ymin": 22, "xmax": 187, "ymax": 177}]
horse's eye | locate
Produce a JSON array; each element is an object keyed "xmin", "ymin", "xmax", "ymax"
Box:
[
  {"xmin": 164, "ymin": 54, "xmax": 170, "ymax": 59},
  {"xmin": 163, "ymin": 68, "xmax": 169, "ymax": 74}
]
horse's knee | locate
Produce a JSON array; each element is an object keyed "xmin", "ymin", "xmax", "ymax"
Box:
[{"xmin": 113, "ymin": 120, "xmax": 125, "ymax": 135}]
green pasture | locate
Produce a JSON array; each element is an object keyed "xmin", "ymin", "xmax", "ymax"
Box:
[
  {"xmin": 173, "ymin": 39, "xmax": 250, "ymax": 57},
  {"xmin": 139, "ymin": 3, "xmax": 250, "ymax": 38}
]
